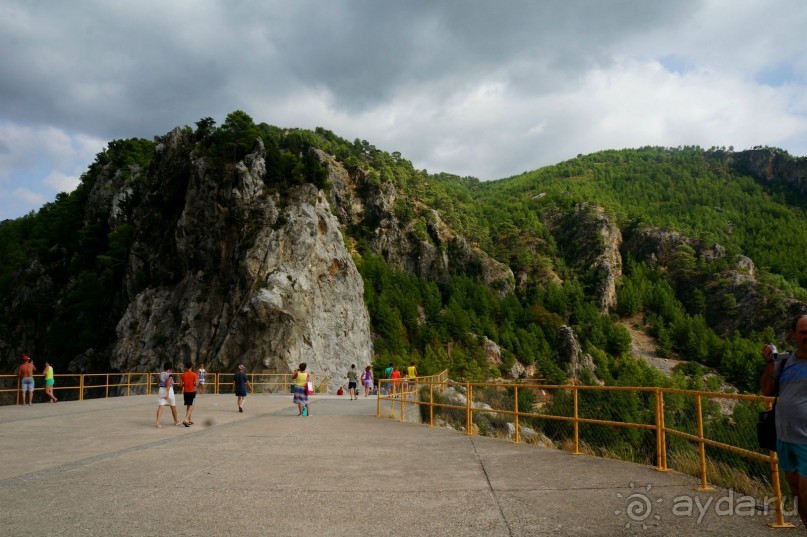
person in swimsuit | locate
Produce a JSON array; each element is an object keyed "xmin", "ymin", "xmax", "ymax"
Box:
[
  {"xmin": 43, "ymin": 361, "xmax": 58, "ymax": 403},
  {"xmin": 18, "ymin": 355, "xmax": 36, "ymax": 405}
]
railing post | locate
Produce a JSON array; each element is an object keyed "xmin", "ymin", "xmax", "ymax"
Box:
[
  {"xmin": 376, "ymin": 380, "xmax": 381, "ymax": 417},
  {"xmin": 79, "ymin": 374, "xmax": 84, "ymax": 401},
  {"xmin": 429, "ymin": 382, "xmax": 434, "ymax": 427},
  {"xmin": 768, "ymin": 450, "xmax": 796, "ymax": 528},
  {"xmin": 127, "ymin": 373, "xmax": 131, "ymax": 397},
  {"xmin": 657, "ymin": 389, "xmax": 668, "ymax": 471},
  {"xmin": 466, "ymin": 382, "xmax": 473, "ymax": 436},
  {"xmin": 654, "ymin": 389, "xmax": 663, "ymax": 470},
  {"xmin": 401, "ymin": 384, "xmax": 406, "ymax": 422},
  {"xmin": 514, "ymin": 385, "xmax": 520, "ymax": 444},
  {"xmin": 694, "ymin": 394, "xmax": 714, "ymax": 490},
  {"xmin": 572, "ymin": 386, "xmax": 580, "ymax": 455}
]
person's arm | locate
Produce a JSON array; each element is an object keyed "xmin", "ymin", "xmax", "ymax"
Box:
[{"xmin": 760, "ymin": 344, "xmax": 777, "ymax": 396}]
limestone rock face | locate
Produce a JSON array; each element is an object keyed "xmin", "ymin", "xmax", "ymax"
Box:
[
  {"xmin": 556, "ymin": 325, "xmax": 600, "ymax": 384},
  {"xmin": 319, "ymin": 149, "xmax": 515, "ymax": 295},
  {"xmin": 546, "ymin": 203, "xmax": 622, "ymax": 312},
  {"xmin": 107, "ymin": 132, "xmax": 372, "ymax": 392}
]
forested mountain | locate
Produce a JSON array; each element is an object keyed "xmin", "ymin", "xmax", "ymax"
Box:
[{"xmin": 2, "ymin": 111, "xmax": 806, "ymax": 395}]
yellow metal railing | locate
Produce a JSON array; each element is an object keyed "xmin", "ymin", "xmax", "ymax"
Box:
[
  {"xmin": 376, "ymin": 379, "xmax": 793, "ymax": 529},
  {"xmin": 0, "ymin": 372, "xmax": 328, "ymax": 404}
]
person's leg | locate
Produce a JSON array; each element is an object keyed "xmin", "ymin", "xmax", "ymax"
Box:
[
  {"xmin": 187, "ymin": 401, "xmax": 194, "ymax": 423},
  {"xmin": 785, "ymin": 471, "xmax": 807, "ymax": 528},
  {"xmin": 170, "ymin": 404, "xmax": 180, "ymax": 425},
  {"xmin": 156, "ymin": 405, "xmax": 164, "ymax": 427}
]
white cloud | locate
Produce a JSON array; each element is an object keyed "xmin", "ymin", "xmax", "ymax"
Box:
[
  {"xmin": 44, "ymin": 170, "xmax": 80, "ymax": 194},
  {"xmin": 0, "ymin": 0, "xmax": 806, "ymax": 218}
]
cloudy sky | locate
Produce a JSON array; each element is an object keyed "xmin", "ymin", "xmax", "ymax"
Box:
[{"xmin": 1, "ymin": 0, "xmax": 805, "ymax": 220}]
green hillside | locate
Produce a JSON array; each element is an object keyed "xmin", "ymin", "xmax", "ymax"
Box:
[{"xmin": 2, "ymin": 115, "xmax": 806, "ymax": 398}]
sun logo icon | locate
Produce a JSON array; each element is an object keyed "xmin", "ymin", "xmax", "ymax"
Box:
[{"xmin": 615, "ymin": 482, "xmax": 663, "ymax": 529}]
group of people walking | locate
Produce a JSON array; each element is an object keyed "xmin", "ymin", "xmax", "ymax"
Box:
[
  {"xmin": 154, "ymin": 361, "xmax": 316, "ymax": 426},
  {"xmin": 346, "ymin": 364, "xmax": 375, "ymax": 399},
  {"xmin": 155, "ymin": 361, "xmax": 206, "ymax": 427},
  {"xmin": 16, "ymin": 356, "xmax": 412, "ymax": 430}
]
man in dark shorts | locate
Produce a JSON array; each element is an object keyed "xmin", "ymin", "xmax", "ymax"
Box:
[
  {"xmin": 762, "ymin": 313, "xmax": 807, "ymax": 529},
  {"xmin": 346, "ymin": 364, "xmax": 359, "ymax": 400},
  {"xmin": 180, "ymin": 361, "xmax": 198, "ymax": 426}
]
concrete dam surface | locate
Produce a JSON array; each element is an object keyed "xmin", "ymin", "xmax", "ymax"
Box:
[{"xmin": 0, "ymin": 394, "xmax": 787, "ymax": 536}]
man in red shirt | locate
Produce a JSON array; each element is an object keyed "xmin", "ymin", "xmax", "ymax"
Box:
[{"xmin": 180, "ymin": 361, "xmax": 198, "ymax": 427}]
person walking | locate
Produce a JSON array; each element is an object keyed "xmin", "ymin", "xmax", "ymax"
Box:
[
  {"xmin": 180, "ymin": 361, "xmax": 198, "ymax": 426},
  {"xmin": 234, "ymin": 364, "xmax": 251, "ymax": 412},
  {"xmin": 361, "ymin": 365, "xmax": 373, "ymax": 397},
  {"xmin": 292, "ymin": 363, "xmax": 310, "ymax": 416},
  {"xmin": 197, "ymin": 363, "xmax": 207, "ymax": 394},
  {"xmin": 18, "ymin": 354, "xmax": 36, "ymax": 405},
  {"xmin": 155, "ymin": 363, "xmax": 181, "ymax": 427},
  {"xmin": 43, "ymin": 361, "xmax": 58, "ymax": 403},
  {"xmin": 346, "ymin": 364, "xmax": 359, "ymax": 400}
]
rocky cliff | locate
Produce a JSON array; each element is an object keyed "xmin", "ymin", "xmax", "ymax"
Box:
[
  {"xmin": 320, "ymin": 149, "xmax": 515, "ymax": 295},
  {"xmin": 76, "ymin": 129, "xmax": 372, "ymax": 391}
]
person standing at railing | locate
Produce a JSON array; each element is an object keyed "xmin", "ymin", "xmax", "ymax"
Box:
[
  {"xmin": 234, "ymin": 364, "xmax": 251, "ymax": 413},
  {"xmin": 405, "ymin": 362, "xmax": 417, "ymax": 397},
  {"xmin": 43, "ymin": 361, "xmax": 57, "ymax": 403},
  {"xmin": 383, "ymin": 363, "xmax": 393, "ymax": 395},
  {"xmin": 390, "ymin": 365, "xmax": 401, "ymax": 397},
  {"xmin": 180, "ymin": 361, "xmax": 198, "ymax": 426},
  {"xmin": 197, "ymin": 363, "xmax": 207, "ymax": 395},
  {"xmin": 292, "ymin": 363, "xmax": 310, "ymax": 416},
  {"xmin": 155, "ymin": 363, "xmax": 181, "ymax": 428},
  {"xmin": 347, "ymin": 364, "xmax": 359, "ymax": 400},
  {"xmin": 18, "ymin": 355, "xmax": 36, "ymax": 406},
  {"xmin": 761, "ymin": 313, "xmax": 807, "ymax": 530},
  {"xmin": 361, "ymin": 365, "xmax": 373, "ymax": 397}
]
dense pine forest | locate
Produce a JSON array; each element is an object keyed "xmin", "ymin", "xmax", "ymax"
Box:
[{"xmin": 2, "ymin": 111, "xmax": 807, "ymax": 403}]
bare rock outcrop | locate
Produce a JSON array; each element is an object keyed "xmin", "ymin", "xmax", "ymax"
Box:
[
  {"xmin": 319, "ymin": 149, "xmax": 515, "ymax": 295},
  {"xmin": 106, "ymin": 133, "xmax": 372, "ymax": 392},
  {"xmin": 545, "ymin": 203, "xmax": 622, "ymax": 312}
]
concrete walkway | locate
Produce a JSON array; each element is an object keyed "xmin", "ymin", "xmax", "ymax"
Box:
[{"xmin": 0, "ymin": 394, "xmax": 795, "ymax": 536}]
